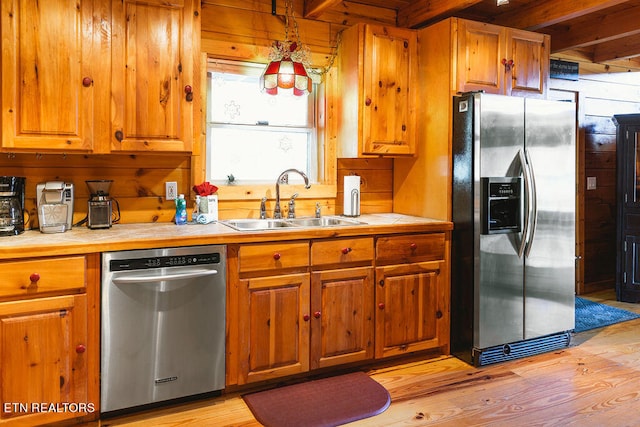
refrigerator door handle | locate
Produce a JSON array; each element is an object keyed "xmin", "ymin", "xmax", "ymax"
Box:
[
  {"xmin": 524, "ymin": 148, "xmax": 538, "ymax": 258},
  {"xmin": 518, "ymin": 149, "xmax": 531, "ymax": 258}
]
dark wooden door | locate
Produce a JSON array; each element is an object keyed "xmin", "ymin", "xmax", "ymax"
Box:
[{"xmin": 614, "ymin": 114, "xmax": 640, "ymax": 302}]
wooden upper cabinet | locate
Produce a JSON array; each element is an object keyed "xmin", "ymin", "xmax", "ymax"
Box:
[
  {"xmin": 111, "ymin": 0, "xmax": 198, "ymax": 152},
  {"xmin": 1, "ymin": 0, "xmax": 107, "ymax": 152},
  {"xmin": 455, "ymin": 19, "xmax": 548, "ymax": 98},
  {"xmin": 335, "ymin": 24, "xmax": 417, "ymax": 158}
]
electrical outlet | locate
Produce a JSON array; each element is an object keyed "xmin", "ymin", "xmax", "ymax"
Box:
[{"xmin": 165, "ymin": 181, "xmax": 178, "ymax": 200}]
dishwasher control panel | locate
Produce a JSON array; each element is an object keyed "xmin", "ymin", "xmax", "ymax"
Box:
[{"xmin": 109, "ymin": 252, "xmax": 221, "ymax": 271}]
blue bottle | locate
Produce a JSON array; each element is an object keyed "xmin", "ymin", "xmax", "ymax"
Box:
[{"xmin": 175, "ymin": 194, "xmax": 187, "ymax": 225}]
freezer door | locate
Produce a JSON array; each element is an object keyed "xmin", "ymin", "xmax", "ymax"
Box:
[
  {"xmin": 475, "ymin": 94, "xmax": 526, "ymax": 349},
  {"xmin": 523, "ymin": 98, "xmax": 576, "ymax": 338}
]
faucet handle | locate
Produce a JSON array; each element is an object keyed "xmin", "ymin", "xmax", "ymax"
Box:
[
  {"xmin": 260, "ymin": 197, "xmax": 267, "ymax": 219},
  {"xmin": 315, "ymin": 202, "xmax": 321, "ymax": 218},
  {"xmin": 287, "ymin": 193, "xmax": 298, "ymax": 219}
]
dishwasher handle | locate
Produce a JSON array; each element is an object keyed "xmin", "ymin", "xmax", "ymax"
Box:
[{"xmin": 111, "ymin": 269, "xmax": 218, "ymax": 284}]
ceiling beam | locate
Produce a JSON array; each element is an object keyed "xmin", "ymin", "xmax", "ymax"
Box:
[
  {"xmin": 594, "ymin": 34, "xmax": 640, "ymax": 62},
  {"xmin": 397, "ymin": 0, "xmax": 483, "ymax": 29},
  {"xmin": 304, "ymin": 0, "xmax": 342, "ymax": 19},
  {"xmin": 492, "ymin": 0, "xmax": 634, "ymax": 31},
  {"xmin": 548, "ymin": 4, "xmax": 640, "ymax": 52}
]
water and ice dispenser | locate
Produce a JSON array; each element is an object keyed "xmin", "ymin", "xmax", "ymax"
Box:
[{"xmin": 480, "ymin": 177, "xmax": 522, "ymax": 235}]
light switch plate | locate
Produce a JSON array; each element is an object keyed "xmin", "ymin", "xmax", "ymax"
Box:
[
  {"xmin": 166, "ymin": 181, "xmax": 178, "ymax": 200},
  {"xmin": 587, "ymin": 176, "xmax": 597, "ymax": 190}
]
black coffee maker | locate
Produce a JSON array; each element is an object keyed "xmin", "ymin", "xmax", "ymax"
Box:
[{"xmin": 0, "ymin": 176, "xmax": 26, "ymax": 236}]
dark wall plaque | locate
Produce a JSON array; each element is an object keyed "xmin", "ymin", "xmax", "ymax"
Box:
[{"xmin": 550, "ymin": 59, "xmax": 579, "ymax": 81}]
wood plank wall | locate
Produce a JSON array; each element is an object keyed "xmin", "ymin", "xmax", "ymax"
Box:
[
  {"xmin": 552, "ymin": 55, "xmax": 640, "ymax": 293},
  {"xmin": 0, "ymin": 153, "xmax": 191, "ymax": 229}
]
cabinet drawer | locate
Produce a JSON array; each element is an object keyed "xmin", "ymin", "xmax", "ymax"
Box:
[
  {"xmin": 0, "ymin": 256, "xmax": 86, "ymax": 299},
  {"xmin": 376, "ymin": 233, "xmax": 445, "ymax": 265},
  {"xmin": 311, "ymin": 237, "xmax": 374, "ymax": 268},
  {"xmin": 239, "ymin": 242, "xmax": 310, "ymax": 274}
]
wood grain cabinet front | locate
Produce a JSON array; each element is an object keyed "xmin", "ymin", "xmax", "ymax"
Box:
[
  {"xmin": 374, "ymin": 233, "xmax": 450, "ymax": 359},
  {"xmin": 335, "ymin": 23, "xmax": 418, "ymax": 157},
  {"xmin": 455, "ymin": 19, "xmax": 549, "ymax": 98},
  {"xmin": 0, "ymin": 0, "xmax": 108, "ymax": 152},
  {"xmin": 0, "ymin": 256, "xmax": 86, "ymax": 299},
  {"xmin": 231, "ymin": 241, "xmax": 310, "ymax": 384},
  {"xmin": 111, "ymin": 0, "xmax": 199, "ymax": 152},
  {"xmin": 310, "ymin": 238, "xmax": 375, "ymax": 369},
  {"xmin": 0, "ymin": 254, "xmax": 99, "ymax": 426}
]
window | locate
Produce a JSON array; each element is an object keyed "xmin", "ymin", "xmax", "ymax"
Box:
[{"xmin": 206, "ymin": 61, "xmax": 320, "ymax": 186}]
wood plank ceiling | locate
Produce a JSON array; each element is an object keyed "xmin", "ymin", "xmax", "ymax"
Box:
[{"xmin": 304, "ymin": 0, "xmax": 640, "ymax": 68}]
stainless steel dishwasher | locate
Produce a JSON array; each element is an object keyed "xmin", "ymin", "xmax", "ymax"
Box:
[{"xmin": 101, "ymin": 245, "xmax": 226, "ymax": 413}]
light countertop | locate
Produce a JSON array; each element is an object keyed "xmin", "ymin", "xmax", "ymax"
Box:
[{"xmin": 0, "ymin": 213, "xmax": 452, "ymax": 260}]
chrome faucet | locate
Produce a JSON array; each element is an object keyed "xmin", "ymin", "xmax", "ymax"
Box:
[{"xmin": 274, "ymin": 169, "xmax": 311, "ymax": 219}]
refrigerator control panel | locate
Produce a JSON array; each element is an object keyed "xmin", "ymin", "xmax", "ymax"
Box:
[{"xmin": 481, "ymin": 177, "xmax": 521, "ymax": 235}]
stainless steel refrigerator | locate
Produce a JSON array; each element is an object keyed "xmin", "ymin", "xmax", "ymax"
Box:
[{"xmin": 451, "ymin": 92, "xmax": 576, "ymax": 366}]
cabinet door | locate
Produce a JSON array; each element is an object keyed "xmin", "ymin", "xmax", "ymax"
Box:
[
  {"xmin": 238, "ymin": 273, "xmax": 310, "ymax": 384},
  {"xmin": 456, "ymin": 20, "xmax": 506, "ymax": 94},
  {"xmin": 111, "ymin": 0, "xmax": 196, "ymax": 152},
  {"xmin": 1, "ymin": 0, "xmax": 103, "ymax": 152},
  {"xmin": 0, "ymin": 295, "xmax": 90, "ymax": 424},
  {"xmin": 375, "ymin": 261, "xmax": 447, "ymax": 358},
  {"xmin": 310, "ymin": 267, "xmax": 374, "ymax": 369},
  {"xmin": 362, "ymin": 25, "xmax": 417, "ymax": 156},
  {"xmin": 507, "ymin": 29, "xmax": 548, "ymax": 97}
]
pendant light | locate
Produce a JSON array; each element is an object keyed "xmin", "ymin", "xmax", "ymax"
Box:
[{"xmin": 260, "ymin": 0, "xmax": 312, "ymax": 96}]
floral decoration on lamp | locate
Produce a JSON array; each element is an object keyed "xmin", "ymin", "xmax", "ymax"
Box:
[{"xmin": 260, "ymin": 0, "xmax": 312, "ymax": 96}]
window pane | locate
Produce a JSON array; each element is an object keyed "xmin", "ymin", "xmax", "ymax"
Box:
[
  {"xmin": 206, "ymin": 61, "xmax": 319, "ymax": 184},
  {"xmin": 209, "ymin": 72, "xmax": 312, "ymax": 127},
  {"xmin": 207, "ymin": 127, "xmax": 310, "ymax": 182}
]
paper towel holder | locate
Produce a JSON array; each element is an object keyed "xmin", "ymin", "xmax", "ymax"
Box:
[{"xmin": 343, "ymin": 175, "xmax": 361, "ymax": 217}]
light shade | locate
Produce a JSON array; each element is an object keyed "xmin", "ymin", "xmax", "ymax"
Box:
[{"xmin": 260, "ymin": 58, "xmax": 312, "ymax": 96}]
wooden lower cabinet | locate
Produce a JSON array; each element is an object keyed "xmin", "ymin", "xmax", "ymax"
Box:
[
  {"xmin": 0, "ymin": 253, "xmax": 99, "ymax": 426},
  {"xmin": 238, "ymin": 273, "xmax": 310, "ymax": 384},
  {"xmin": 229, "ymin": 231, "xmax": 450, "ymax": 386},
  {"xmin": 374, "ymin": 261, "xmax": 448, "ymax": 358},
  {"xmin": 310, "ymin": 267, "xmax": 374, "ymax": 369}
]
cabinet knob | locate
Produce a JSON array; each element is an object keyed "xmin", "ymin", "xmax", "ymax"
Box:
[
  {"xmin": 29, "ymin": 273, "xmax": 40, "ymax": 284},
  {"xmin": 75, "ymin": 344, "xmax": 86, "ymax": 354},
  {"xmin": 303, "ymin": 314, "xmax": 310, "ymax": 322},
  {"xmin": 378, "ymin": 303, "xmax": 385, "ymax": 310},
  {"xmin": 341, "ymin": 247, "xmax": 352, "ymax": 254},
  {"xmin": 501, "ymin": 58, "xmax": 514, "ymax": 71},
  {"xmin": 185, "ymin": 85, "xmax": 194, "ymax": 102},
  {"xmin": 436, "ymin": 310, "xmax": 443, "ymax": 319},
  {"xmin": 365, "ymin": 97, "xmax": 372, "ymax": 106},
  {"xmin": 82, "ymin": 77, "xmax": 93, "ymax": 87},
  {"xmin": 114, "ymin": 130, "xmax": 124, "ymax": 142},
  {"xmin": 313, "ymin": 311, "xmax": 321, "ymax": 319},
  {"xmin": 410, "ymin": 243, "xmax": 417, "ymax": 250},
  {"xmin": 273, "ymin": 252, "xmax": 281, "ymax": 260}
]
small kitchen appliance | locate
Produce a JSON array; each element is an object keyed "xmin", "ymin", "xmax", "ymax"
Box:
[
  {"xmin": 87, "ymin": 180, "xmax": 113, "ymax": 229},
  {"xmin": 36, "ymin": 181, "xmax": 74, "ymax": 233},
  {"xmin": 0, "ymin": 176, "xmax": 26, "ymax": 236}
]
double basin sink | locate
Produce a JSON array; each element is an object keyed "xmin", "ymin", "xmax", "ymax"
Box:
[{"xmin": 221, "ymin": 216, "xmax": 365, "ymax": 231}]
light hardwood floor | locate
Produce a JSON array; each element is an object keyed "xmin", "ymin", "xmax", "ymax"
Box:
[{"xmin": 97, "ymin": 289, "xmax": 640, "ymax": 426}]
